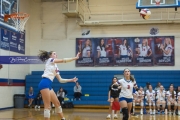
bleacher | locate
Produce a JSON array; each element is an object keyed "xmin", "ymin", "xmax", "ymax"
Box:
[{"xmin": 25, "ymin": 70, "xmax": 180, "ymax": 108}]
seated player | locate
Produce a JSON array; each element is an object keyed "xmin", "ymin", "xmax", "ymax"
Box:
[
  {"xmin": 156, "ymin": 85, "xmax": 166, "ymax": 114},
  {"xmin": 133, "ymin": 87, "xmax": 144, "ymax": 115},
  {"xmin": 107, "ymin": 77, "xmax": 121, "ymax": 119},
  {"xmin": 146, "ymin": 85, "xmax": 156, "ymax": 115},
  {"xmin": 166, "ymin": 85, "xmax": 177, "ymax": 115}
]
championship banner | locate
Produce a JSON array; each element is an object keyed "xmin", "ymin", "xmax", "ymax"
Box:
[
  {"xmin": 76, "ymin": 38, "xmax": 94, "ymax": 66},
  {"xmin": 0, "ymin": 56, "xmax": 43, "ymax": 64},
  {"xmin": 9, "ymin": 32, "xmax": 18, "ymax": 53},
  {"xmin": 75, "ymin": 36, "xmax": 175, "ymax": 67},
  {"xmin": 0, "ymin": 28, "xmax": 10, "ymax": 50},
  {"xmin": 154, "ymin": 36, "xmax": 175, "ymax": 66}
]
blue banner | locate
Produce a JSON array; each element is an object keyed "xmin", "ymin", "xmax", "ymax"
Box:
[
  {"xmin": 17, "ymin": 32, "xmax": 25, "ymax": 54},
  {"xmin": 9, "ymin": 32, "xmax": 18, "ymax": 52},
  {"xmin": 1, "ymin": 28, "xmax": 10, "ymax": 50},
  {"xmin": 0, "ymin": 56, "xmax": 43, "ymax": 64}
]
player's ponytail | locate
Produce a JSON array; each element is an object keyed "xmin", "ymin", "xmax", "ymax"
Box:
[
  {"xmin": 130, "ymin": 75, "xmax": 134, "ymax": 82},
  {"xmin": 38, "ymin": 50, "xmax": 53, "ymax": 62}
]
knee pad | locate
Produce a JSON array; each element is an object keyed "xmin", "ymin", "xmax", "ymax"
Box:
[
  {"xmin": 122, "ymin": 107, "xmax": 129, "ymax": 120},
  {"xmin": 141, "ymin": 102, "xmax": 144, "ymax": 107},
  {"xmin": 44, "ymin": 109, "xmax": 50, "ymax": 118},
  {"xmin": 55, "ymin": 106, "xmax": 62, "ymax": 113}
]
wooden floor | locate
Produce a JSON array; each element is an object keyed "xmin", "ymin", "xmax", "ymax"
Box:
[{"xmin": 0, "ymin": 108, "xmax": 180, "ymax": 120}]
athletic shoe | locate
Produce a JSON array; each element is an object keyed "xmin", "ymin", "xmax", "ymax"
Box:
[
  {"xmin": 157, "ymin": 110, "xmax": 160, "ymax": 114},
  {"xmin": 169, "ymin": 111, "xmax": 171, "ymax": 115},
  {"xmin": 61, "ymin": 118, "xmax": 66, "ymax": 120},
  {"xmin": 153, "ymin": 110, "xmax": 156, "ymax": 115},
  {"xmin": 143, "ymin": 108, "xmax": 147, "ymax": 114},
  {"xmin": 34, "ymin": 105, "xmax": 38, "ymax": 109},
  {"xmin": 106, "ymin": 114, "xmax": 111, "ymax": 119},
  {"xmin": 140, "ymin": 109, "xmax": 143, "ymax": 115},
  {"xmin": 161, "ymin": 111, "xmax": 165, "ymax": 114},
  {"xmin": 131, "ymin": 113, "xmax": 138, "ymax": 117},
  {"xmin": 173, "ymin": 112, "xmax": 176, "ymax": 116},
  {"xmin": 114, "ymin": 114, "xmax": 118, "ymax": 119},
  {"xmin": 150, "ymin": 110, "xmax": 152, "ymax": 115},
  {"xmin": 38, "ymin": 106, "xmax": 40, "ymax": 109}
]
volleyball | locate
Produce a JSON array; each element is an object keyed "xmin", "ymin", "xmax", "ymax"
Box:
[{"xmin": 140, "ymin": 9, "xmax": 151, "ymax": 20}]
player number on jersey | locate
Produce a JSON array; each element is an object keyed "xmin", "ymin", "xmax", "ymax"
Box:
[{"xmin": 127, "ymin": 85, "xmax": 130, "ymax": 89}]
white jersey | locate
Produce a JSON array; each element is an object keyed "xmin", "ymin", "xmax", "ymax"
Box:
[
  {"xmin": 146, "ymin": 90, "xmax": 155, "ymax": 100},
  {"xmin": 118, "ymin": 78, "xmax": 135, "ymax": 99},
  {"xmin": 138, "ymin": 44, "xmax": 150, "ymax": 57},
  {"xmin": 166, "ymin": 91, "xmax": 176, "ymax": 100},
  {"xmin": 42, "ymin": 58, "xmax": 59, "ymax": 81},
  {"xmin": 163, "ymin": 44, "xmax": 172, "ymax": 56},
  {"xmin": 156, "ymin": 90, "xmax": 166, "ymax": 100},
  {"xmin": 97, "ymin": 46, "xmax": 106, "ymax": 57},
  {"xmin": 177, "ymin": 92, "xmax": 180, "ymax": 100},
  {"xmin": 82, "ymin": 46, "xmax": 91, "ymax": 57},
  {"xmin": 135, "ymin": 91, "xmax": 144, "ymax": 99},
  {"xmin": 119, "ymin": 45, "xmax": 128, "ymax": 56}
]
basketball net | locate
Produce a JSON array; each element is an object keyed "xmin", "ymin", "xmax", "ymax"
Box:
[
  {"xmin": 155, "ymin": 0, "xmax": 160, "ymax": 5},
  {"xmin": 4, "ymin": 13, "xmax": 30, "ymax": 32}
]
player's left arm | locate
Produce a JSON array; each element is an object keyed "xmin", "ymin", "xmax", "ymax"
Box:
[
  {"xmin": 56, "ymin": 74, "xmax": 78, "ymax": 83},
  {"xmin": 54, "ymin": 52, "xmax": 80, "ymax": 63},
  {"xmin": 161, "ymin": 47, "xmax": 171, "ymax": 55}
]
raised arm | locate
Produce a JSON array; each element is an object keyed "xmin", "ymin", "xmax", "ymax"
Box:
[{"xmin": 54, "ymin": 52, "xmax": 80, "ymax": 63}]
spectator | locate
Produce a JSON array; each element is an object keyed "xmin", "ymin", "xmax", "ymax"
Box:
[
  {"xmin": 27, "ymin": 87, "xmax": 35, "ymax": 107},
  {"xmin": 154, "ymin": 82, "xmax": 161, "ymax": 91},
  {"xmin": 74, "ymin": 82, "xmax": 82, "ymax": 100},
  {"xmin": 144, "ymin": 82, "xmax": 150, "ymax": 93},
  {"xmin": 34, "ymin": 91, "xmax": 42, "ymax": 109},
  {"xmin": 177, "ymin": 86, "xmax": 180, "ymax": 115},
  {"xmin": 57, "ymin": 87, "xmax": 65, "ymax": 105}
]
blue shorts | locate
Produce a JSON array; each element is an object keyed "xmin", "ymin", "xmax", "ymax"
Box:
[
  {"xmin": 38, "ymin": 77, "xmax": 52, "ymax": 91},
  {"xmin": 119, "ymin": 97, "xmax": 133, "ymax": 103}
]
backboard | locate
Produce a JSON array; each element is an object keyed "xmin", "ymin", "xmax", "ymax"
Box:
[
  {"xmin": 136, "ymin": 0, "xmax": 180, "ymax": 9},
  {"xmin": 0, "ymin": 0, "xmax": 19, "ymax": 32}
]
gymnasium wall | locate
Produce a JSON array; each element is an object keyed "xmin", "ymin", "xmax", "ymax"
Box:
[
  {"xmin": 29, "ymin": 1, "xmax": 180, "ymax": 71},
  {"xmin": 0, "ymin": 0, "xmax": 30, "ymax": 109}
]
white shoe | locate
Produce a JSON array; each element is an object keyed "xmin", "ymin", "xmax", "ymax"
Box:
[
  {"xmin": 178, "ymin": 111, "xmax": 180, "ymax": 115},
  {"xmin": 106, "ymin": 114, "xmax": 111, "ymax": 119},
  {"xmin": 173, "ymin": 112, "xmax": 176, "ymax": 116},
  {"xmin": 169, "ymin": 111, "xmax": 171, "ymax": 115},
  {"xmin": 140, "ymin": 109, "xmax": 143, "ymax": 115},
  {"xmin": 38, "ymin": 106, "xmax": 40, "ymax": 109},
  {"xmin": 150, "ymin": 110, "xmax": 152, "ymax": 115},
  {"xmin": 34, "ymin": 105, "xmax": 38, "ymax": 109},
  {"xmin": 153, "ymin": 110, "xmax": 156, "ymax": 115},
  {"xmin": 114, "ymin": 114, "xmax": 118, "ymax": 119}
]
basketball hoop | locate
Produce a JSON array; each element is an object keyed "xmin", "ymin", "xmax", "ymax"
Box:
[
  {"xmin": 155, "ymin": 0, "xmax": 160, "ymax": 5},
  {"xmin": 4, "ymin": 13, "xmax": 30, "ymax": 32}
]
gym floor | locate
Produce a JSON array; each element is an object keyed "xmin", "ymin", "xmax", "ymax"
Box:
[{"xmin": 0, "ymin": 108, "xmax": 179, "ymax": 120}]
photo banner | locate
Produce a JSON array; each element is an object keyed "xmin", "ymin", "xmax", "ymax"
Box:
[{"xmin": 76, "ymin": 36, "xmax": 175, "ymax": 67}]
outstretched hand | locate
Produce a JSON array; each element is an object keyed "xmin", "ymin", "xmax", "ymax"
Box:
[
  {"xmin": 76, "ymin": 52, "xmax": 81, "ymax": 59},
  {"xmin": 72, "ymin": 76, "xmax": 78, "ymax": 82}
]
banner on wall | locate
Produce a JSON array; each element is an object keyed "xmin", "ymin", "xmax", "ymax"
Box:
[
  {"xmin": 76, "ymin": 36, "xmax": 175, "ymax": 67},
  {"xmin": 0, "ymin": 28, "xmax": 25, "ymax": 54},
  {"xmin": 0, "ymin": 56, "xmax": 43, "ymax": 64}
]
